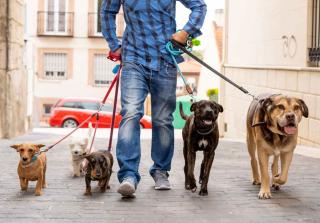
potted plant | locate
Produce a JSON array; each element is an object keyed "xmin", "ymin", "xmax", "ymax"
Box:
[{"xmin": 206, "ymin": 88, "xmax": 219, "ymax": 102}]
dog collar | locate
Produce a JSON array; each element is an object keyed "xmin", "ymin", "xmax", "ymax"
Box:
[
  {"xmin": 196, "ymin": 127, "xmax": 214, "ymax": 136},
  {"xmin": 21, "ymin": 154, "xmax": 39, "ymax": 168}
]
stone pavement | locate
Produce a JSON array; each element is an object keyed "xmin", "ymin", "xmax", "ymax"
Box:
[{"xmin": 0, "ymin": 130, "xmax": 319, "ymax": 223}]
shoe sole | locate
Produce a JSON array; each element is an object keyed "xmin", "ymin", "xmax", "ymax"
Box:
[
  {"xmin": 154, "ymin": 185, "xmax": 171, "ymax": 190},
  {"xmin": 117, "ymin": 182, "xmax": 136, "ymax": 198}
]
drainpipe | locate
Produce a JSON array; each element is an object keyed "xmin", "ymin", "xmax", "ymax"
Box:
[
  {"xmin": 4, "ymin": 0, "xmax": 10, "ymax": 138},
  {"xmin": 220, "ymin": 0, "xmax": 229, "ymax": 135}
]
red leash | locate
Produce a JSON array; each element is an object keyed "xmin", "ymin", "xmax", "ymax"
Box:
[{"xmin": 42, "ymin": 52, "xmax": 122, "ymax": 154}]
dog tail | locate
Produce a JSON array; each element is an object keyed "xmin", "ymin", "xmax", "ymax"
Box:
[{"xmin": 179, "ymin": 102, "xmax": 189, "ymax": 120}]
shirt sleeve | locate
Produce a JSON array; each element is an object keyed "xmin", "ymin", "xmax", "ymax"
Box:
[
  {"xmin": 178, "ymin": 0, "xmax": 207, "ymax": 38},
  {"xmin": 100, "ymin": 0, "xmax": 122, "ymax": 52}
]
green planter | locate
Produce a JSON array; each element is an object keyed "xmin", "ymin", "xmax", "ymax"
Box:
[{"xmin": 173, "ymin": 95, "xmax": 203, "ymax": 129}]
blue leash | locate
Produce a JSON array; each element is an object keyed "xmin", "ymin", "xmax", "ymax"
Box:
[{"xmin": 166, "ymin": 41, "xmax": 196, "ymax": 101}]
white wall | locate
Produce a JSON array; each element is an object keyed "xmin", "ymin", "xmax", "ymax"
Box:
[{"xmin": 226, "ymin": 0, "xmax": 309, "ymax": 67}]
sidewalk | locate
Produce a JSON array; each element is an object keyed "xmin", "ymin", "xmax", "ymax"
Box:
[{"xmin": 0, "ymin": 129, "xmax": 319, "ymax": 223}]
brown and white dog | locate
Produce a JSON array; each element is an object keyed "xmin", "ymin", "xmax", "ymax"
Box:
[
  {"xmin": 246, "ymin": 93, "xmax": 308, "ymax": 199},
  {"xmin": 69, "ymin": 122, "xmax": 95, "ymax": 177},
  {"xmin": 11, "ymin": 143, "xmax": 47, "ymax": 196}
]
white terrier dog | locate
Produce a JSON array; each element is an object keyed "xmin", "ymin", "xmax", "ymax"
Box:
[{"xmin": 69, "ymin": 122, "xmax": 95, "ymax": 177}]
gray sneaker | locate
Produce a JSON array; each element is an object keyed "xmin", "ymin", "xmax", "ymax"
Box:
[
  {"xmin": 152, "ymin": 170, "xmax": 171, "ymax": 190},
  {"xmin": 117, "ymin": 177, "xmax": 136, "ymax": 198}
]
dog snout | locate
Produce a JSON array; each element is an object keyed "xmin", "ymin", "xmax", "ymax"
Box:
[
  {"xmin": 286, "ymin": 113, "xmax": 295, "ymax": 122},
  {"xmin": 22, "ymin": 157, "xmax": 28, "ymax": 162}
]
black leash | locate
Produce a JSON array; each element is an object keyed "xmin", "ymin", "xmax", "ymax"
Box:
[{"xmin": 171, "ymin": 39, "xmax": 256, "ymax": 100}]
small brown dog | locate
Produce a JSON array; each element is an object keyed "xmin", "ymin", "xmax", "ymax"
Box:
[
  {"xmin": 11, "ymin": 143, "xmax": 47, "ymax": 196},
  {"xmin": 247, "ymin": 93, "xmax": 308, "ymax": 199},
  {"xmin": 83, "ymin": 150, "xmax": 113, "ymax": 196}
]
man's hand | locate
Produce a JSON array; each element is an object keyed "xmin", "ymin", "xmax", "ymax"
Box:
[
  {"xmin": 171, "ymin": 30, "xmax": 189, "ymax": 45},
  {"xmin": 108, "ymin": 47, "xmax": 122, "ymax": 62}
]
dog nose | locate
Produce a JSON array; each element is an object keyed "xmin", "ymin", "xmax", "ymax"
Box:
[
  {"xmin": 22, "ymin": 157, "xmax": 28, "ymax": 161},
  {"xmin": 205, "ymin": 110, "xmax": 213, "ymax": 116},
  {"xmin": 74, "ymin": 151, "xmax": 78, "ymax": 154},
  {"xmin": 286, "ymin": 113, "xmax": 295, "ymax": 121}
]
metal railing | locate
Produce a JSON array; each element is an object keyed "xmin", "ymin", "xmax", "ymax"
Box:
[
  {"xmin": 309, "ymin": 0, "xmax": 320, "ymax": 66},
  {"xmin": 88, "ymin": 12, "xmax": 124, "ymax": 38},
  {"xmin": 37, "ymin": 11, "xmax": 74, "ymax": 37}
]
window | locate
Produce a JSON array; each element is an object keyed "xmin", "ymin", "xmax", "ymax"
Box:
[
  {"xmin": 309, "ymin": 0, "xmax": 320, "ymax": 67},
  {"xmin": 43, "ymin": 104, "xmax": 53, "ymax": 116},
  {"xmin": 78, "ymin": 102, "xmax": 100, "ymax": 110},
  {"xmin": 45, "ymin": 0, "xmax": 68, "ymax": 34},
  {"xmin": 96, "ymin": 0, "xmax": 103, "ymax": 34},
  {"xmin": 62, "ymin": 101, "xmax": 77, "ymax": 108},
  {"xmin": 93, "ymin": 54, "xmax": 116, "ymax": 86},
  {"xmin": 43, "ymin": 53, "xmax": 67, "ymax": 80}
]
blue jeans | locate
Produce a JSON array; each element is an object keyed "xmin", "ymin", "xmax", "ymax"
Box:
[{"xmin": 116, "ymin": 60, "xmax": 177, "ymax": 185}]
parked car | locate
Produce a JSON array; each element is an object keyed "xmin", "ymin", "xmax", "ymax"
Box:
[{"xmin": 49, "ymin": 97, "xmax": 152, "ymax": 129}]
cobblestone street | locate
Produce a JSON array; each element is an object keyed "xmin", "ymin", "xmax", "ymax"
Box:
[{"xmin": 0, "ymin": 130, "xmax": 319, "ymax": 223}]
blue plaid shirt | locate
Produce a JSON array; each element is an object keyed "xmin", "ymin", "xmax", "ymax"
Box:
[{"xmin": 101, "ymin": 0, "xmax": 207, "ymax": 71}]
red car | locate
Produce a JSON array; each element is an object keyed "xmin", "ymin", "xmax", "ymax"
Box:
[{"xmin": 49, "ymin": 97, "xmax": 152, "ymax": 129}]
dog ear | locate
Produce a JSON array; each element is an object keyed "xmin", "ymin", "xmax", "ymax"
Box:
[
  {"xmin": 36, "ymin": 144, "xmax": 46, "ymax": 149},
  {"xmin": 298, "ymin": 99, "xmax": 309, "ymax": 118},
  {"xmin": 10, "ymin": 144, "xmax": 21, "ymax": 151},
  {"xmin": 260, "ymin": 97, "xmax": 274, "ymax": 112},
  {"xmin": 190, "ymin": 102, "xmax": 198, "ymax": 112},
  {"xmin": 215, "ymin": 102, "xmax": 224, "ymax": 113},
  {"xmin": 34, "ymin": 144, "xmax": 45, "ymax": 152}
]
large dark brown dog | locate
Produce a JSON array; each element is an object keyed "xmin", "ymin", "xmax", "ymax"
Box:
[
  {"xmin": 180, "ymin": 100, "xmax": 223, "ymax": 196},
  {"xmin": 247, "ymin": 93, "xmax": 308, "ymax": 199},
  {"xmin": 83, "ymin": 150, "xmax": 113, "ymax": 196}
]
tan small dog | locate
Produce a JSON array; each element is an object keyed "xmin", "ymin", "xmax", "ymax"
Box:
[
  {"xmin": 247, "ymin": 93, "xmax": 308, "ymax": 199},
  {"xmin": 11, "ymin": 143, "xmax": 47, "ymax": 196}
]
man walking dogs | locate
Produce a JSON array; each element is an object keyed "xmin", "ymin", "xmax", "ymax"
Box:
[{"xmin": 101, "ymin": 0, "xmax": 207, "ymax": 197}]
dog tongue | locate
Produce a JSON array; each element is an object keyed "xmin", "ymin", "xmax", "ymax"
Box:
[{"xmin": 284, "ymin": 126, "xmax": 297, "ymax": 135}]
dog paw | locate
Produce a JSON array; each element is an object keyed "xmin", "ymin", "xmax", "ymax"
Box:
[
  {"xmin": 84, "ymin": 191, "xmax": 92, "ymax": 196},
  {"xmin": 35, "ymin": 191, "xmax": 43, "ymax": 196},
  {"xmin": 100, "ymin": 187, "xmax": 106, "ymax": 193},
  {"xmin": 42, "ymin": 183, "xmax": 47, "ymax": 188},
  {"xmin": 273, "ymin": 174, "xmax": 286, "ymax": 185},
  {"xmin": 258, "ymin": 190, "xmax": 272, "ymax": 199},
  {"xmin": 252, "ymin": 180, "xmax": 261, "ymax": 185},
  {"xmin": 73, "ymin": 174, "xmax": 80, "ymax": 178},
  {"xmin": 21, "ymin": 187, "xmax": 28, "ymax": 191},
  {"xmin": 191, "ymin": 186, "xmax": 197, "ymax": 193},
  {"xmin": 199, "ymin": 189, "xmax": 208, "ymax": 196},
  {"xmin": 272, "ymin": 183, "xmax": 281, "ymax": 191}
]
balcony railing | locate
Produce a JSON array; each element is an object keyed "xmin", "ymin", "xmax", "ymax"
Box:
[
  {"xmin": 88, "ymin": 12, "xmax": 124, "ymax": 38},
  {"xmin": 37, "ymin": 11, "xmax": 74, "ymax": 37},
  {"xmin": 309, "ymin": 0, "xmax": 320, "ymax": 67}
]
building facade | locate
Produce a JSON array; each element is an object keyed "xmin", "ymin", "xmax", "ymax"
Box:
[
  {"xmin": 0, "ymin": 0, "xmax": 28, "ymax": 138},
  {"xmin": 222, "ymin": 0, "xmax": 320, "ymax": 147},
  {"xmin": 25, "ymin": 0, "xmax": 124, "ymax": 126}
]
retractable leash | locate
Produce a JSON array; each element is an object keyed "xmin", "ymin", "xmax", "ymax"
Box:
[
  {"xmin": 169, "ymin": 39, "xmax": 257, "ymax": 100},
  {"xmin": 40, "ymin": 53, "xmax": 122, "ymax": 155}
]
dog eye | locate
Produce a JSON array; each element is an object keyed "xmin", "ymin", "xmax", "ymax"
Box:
[
  {"xmin": 294, "ymin": 105, "xmax": 301, "ymax": 111},
  {"xmin": 28, "ymin": 149, "xmax": 33, "ymax": 152},
  {"xmin": 20, "ymin": 149, "xmax": 24, "ymax": 152},
  {"xmin": 277, "ymin": 104, "xmax": 285, "ymax": 110}
]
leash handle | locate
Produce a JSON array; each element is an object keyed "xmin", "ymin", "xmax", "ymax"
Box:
[{"xmin": 170, "ymin": 39, "xmax": 253, "ymax": 97}]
